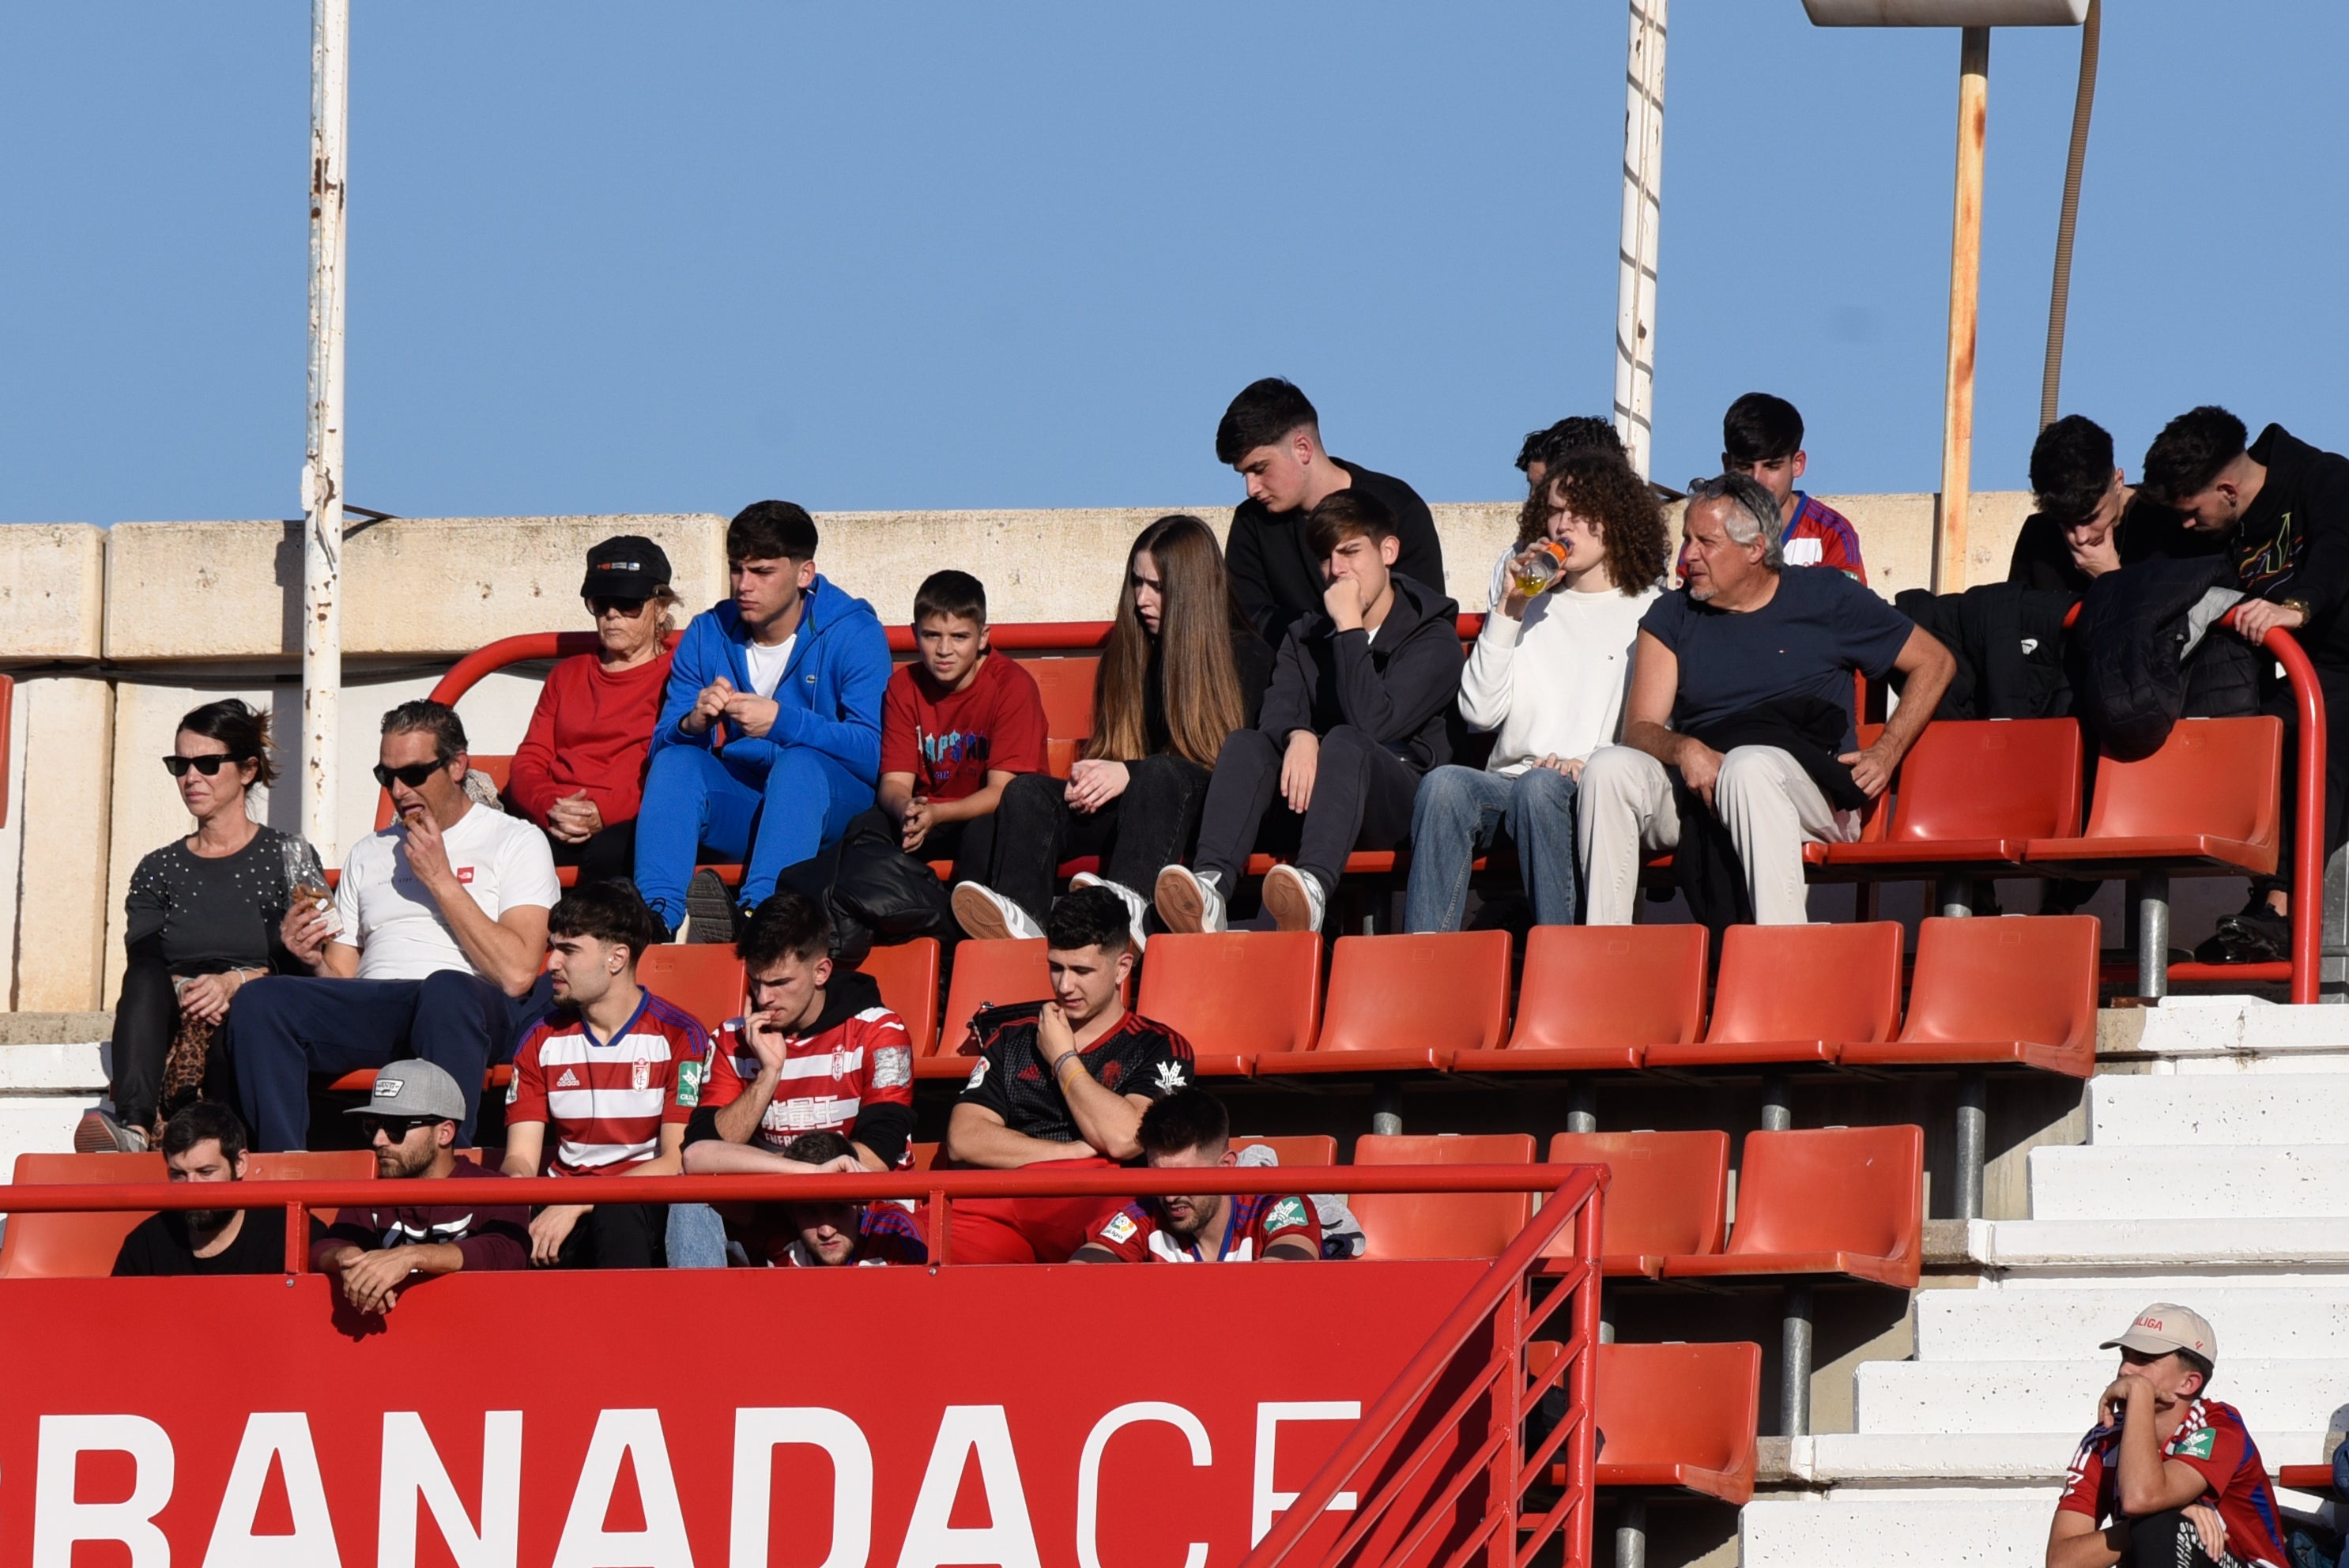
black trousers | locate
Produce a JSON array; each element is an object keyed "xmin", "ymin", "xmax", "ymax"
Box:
[
  {"xmin": 546, "ymin": 819, "xmax": 639, "ymax": 889},
  {"xmin": 1193, "ymin": 726, "xmax": 1420, "ymax": 895},
  {"xmin": 550, "ymin": 1201, "xmax": 669, "ymax": 1269},
  {"xmin": 988, "ymin": 759, "xmax": 1212, "ymax": 923},
  {"xmin": 2115, "ymin": 1507, "xmax": 2242, "ymax": 1566},
  {"xmin": 110, "ymin": 958, "xmax": 180, "ymax": 1130}
]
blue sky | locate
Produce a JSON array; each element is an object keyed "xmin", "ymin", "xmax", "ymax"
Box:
[{"xmin": 3, "ymin": 2, "xmax": 2343, "ymax": 525}]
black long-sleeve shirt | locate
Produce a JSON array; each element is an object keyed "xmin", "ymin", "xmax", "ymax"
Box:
[
  {"xmin": 123, "ymin": 825, "xmax": 314, "ymax": 974},
  {"xmin": 1226, "ymin": 461, "xmax": 1446, "ymax": 644}
]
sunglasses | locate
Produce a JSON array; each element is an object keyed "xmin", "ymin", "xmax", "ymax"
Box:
[
  {"xmin": 372, "ymin": 759, "xmax": 451, "ymax": 790},
  {"xmin": 163, "ymin": 754, "xmax": 249, "ymax": 778},
  {"xmin": 589, "ymin": 596, "xmax": 650, "ymax": 617},
  {"xmin": 358, "ymin": 1114, "xmax": 439, "ymax": 1142}
]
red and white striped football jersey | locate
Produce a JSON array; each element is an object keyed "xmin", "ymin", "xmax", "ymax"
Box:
[
  {"xmin": 506, "ymin": 993, "xmax": 710, "ymax": 1176},
  {"xmin": 700, "ymin": 998, "xmax": 916, "ymax": 1162}
]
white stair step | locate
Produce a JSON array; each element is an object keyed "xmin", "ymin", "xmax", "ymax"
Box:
[
  {"xmin": 1797, "ymin": 1429, "xmax": 2328, "ymax": 1484},
  {"xmin": 2030, "ymin": 1144, "xmax": 2349, "ymax": 1220},
  {"xmin": 1970, "ymin": 1216, "xmax": 2349, "ymax": 1270},
  {"xmin": 1916, "ymin": 1285, "xmax": 2349, "ymax": 1362},
  {"xmin": 2089, "ymin": 1073, "xmax": 2349, "ymax": 1146},
  {"xmin": 1741, "ymin": 1491, "xmax": 2057, "ymax": 1567},
  {"xmin": 2134, "ymin": 997, "xmax": 2349, "ymax": 1057},
  {"xmin": 1855, "ymin": 1357, "xmax": 2349, "ymax": 1433}
]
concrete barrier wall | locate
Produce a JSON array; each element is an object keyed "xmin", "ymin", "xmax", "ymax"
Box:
[{"xmin": 0, "ymin": 492, "xmax": 2032, "ymax": 1010}]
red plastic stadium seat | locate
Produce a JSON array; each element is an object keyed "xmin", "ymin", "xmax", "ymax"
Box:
[
  {"xmin": 0, "ymin": 1153, "xmax": 168, "ymax": 1279},
  {"xmin": 929, "ymin": 938, "xmax": 1051, "ymax": 1077},
  {"xmin": 1257, "ymin": 931, "xmax": 1511, "ymax": 1077},
  {"xmin": 1842, "ymin": 915, "xmax": 2101, "ymax": 1076},
  {"xmin": 246, "ymin": 1148, "xmax": 377, "ymax": 1228},
  {"xmin": 1454, "ymin": 926, "xmax": 1707, "ymax": 1076},
  {"xmin": 1646, "ymin": 922, "xmax": 1903, "ymax": 1070},
  {"xmin": 639, "ymin": 944, "xmax": 748, "ymax": 1035},
  {"xmin": 1809, "ymin": 720, "xmax": 2083, "ymax": 876},
  {"xmin": 1024, "ymin": 657, "xmax": 1098, "ymax": 778},
  {"xmin": 909, "ymin": 1141, "xmax": 942, "ymax": 1170},
  {"xmin": 326, "ymin": 1065, "xmax": 514, "ymax": 1093},
  {"xmin": 1661, "ymin": 1125, "xmax": 1924, "ymax": 1288},
  {"xmin": 1136, "ymin": 932, "xmax": 1321, "ymax": 1078},
  {"xmin": 2023, "ymin": 717, "xmax": 2283, "ymax": 877},
  {"xmin": 1350, "ymin": 1133, "xmax": 1535, "ymax": 1260},
  {"xmin": 2278, "ymin": 1464, "xmax": 2332, "ymax": 1492},
  {"xmin": 1544, "ymin": 1131, "xmax": 1729, "ymax": 1278},
  {"xmin": 1233, "ymin": 1135, "xmax": 1339, "ymax": 1167},
  {"xmin": 859, "ymin": 938, "xmax": 942, "ymax": 1057},
  {"xmin": 1592, "ymin": 1341, "xmax": 1761, "ymax": 1502}
]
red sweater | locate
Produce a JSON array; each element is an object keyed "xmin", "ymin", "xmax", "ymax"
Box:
[{"xmin": 509, "ymin": 651, "xmax": 673, "ymax": 827}]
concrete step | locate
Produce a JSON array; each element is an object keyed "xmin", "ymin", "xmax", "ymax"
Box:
[
  {"xmin": 1788, "ymin": 1429, "xmax": 2330, "ymax": 1485},
  {"xmin": 2030, "ymin": 1144, "xmax": 2349, "ymax": 1221},
  {"xmin": 1916, "ymin": 1284, "xmax": 2349, "ymax": 1363},
  {"xmin": 1740, "ymin": 1491, "xmax": 2057, "ymax": 1567},
  {"xmin": 1853, "ymin": 1356, "xmax": 2349, "ymax": 1434},
  {"xmin": 1957, "ymin": 1216, "xmax": 2349, "ymax": 1271},
  {"xmin": 2088, "ymin": 1072, "xmax": 2349, "ymax": 1145},
  {"xmin": 2125, "ymin": 997, "xmax": 2349, "ymax": 1061}
]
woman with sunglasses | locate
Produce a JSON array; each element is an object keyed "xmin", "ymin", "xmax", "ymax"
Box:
[
  {"xmin": 82, "ymin": 699, "xmax": 322, "ymax": 1152},
  {"xmin": 509, "ymin": 535, "xmax": 680, "ymax": 888}
]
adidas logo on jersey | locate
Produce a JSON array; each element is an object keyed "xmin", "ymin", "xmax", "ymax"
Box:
[{"xmin": 556, "ymin": 1069, "xmax": 582, "ymax": 1088}]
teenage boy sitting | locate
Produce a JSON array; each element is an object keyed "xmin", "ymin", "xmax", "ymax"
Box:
[
  {"xmin": 633, "ymin": 500, "xmax": 891, "ymax": 941},
  {"xmin": 1721, "ymin": 392, "xmax": 1868, "ymax": 584},
  {"xmin": 501, "ymin": 884, "xmax": 710, "ymax": 1269},
  {"xmin": 869, "ymin": 569, "xmax": 1046, "ymax": 897},
  {"xmin": 1156, "ymin": 490, "xmax": 1464, "ymax": 934}
]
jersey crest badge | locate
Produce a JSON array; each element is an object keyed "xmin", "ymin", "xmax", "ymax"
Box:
[
  {"xmin": 966, "ymin": 1057, "xmax": 990, "ymax": 1091},
  {"xmin": 632, "ymin": 1059, "xmax": 651, "ymax": 1092}
]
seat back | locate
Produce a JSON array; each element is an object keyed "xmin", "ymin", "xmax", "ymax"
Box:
[
  {"xmin": 1316, "ymin": 931, "xmax": 1511, "ymax": 1057},
  {"xmin": 1350, "ymin": 1133, "xmax": 1535, "ymax": 1260},
  {"xmin": 1, "ymin": 1152, "xmax": 168, "ymax": 1279},
  {"xmin": 1507, "ymin": 926, "xmax": 1706, "ymax": 1051},
  {"xmin": 1593, "ymin": 1341, "xmax": 1762, "ymax": 1500},
  {"xmin": 247, "ymin": 1148, "xmax": 377, "ymax": 1228},
  {"xmin": 638, "ymin": 944, "xmax": 748, "ymax": 1035},
  {"xmin": 909, "ymin": 1141, "xmax": 942, "ymax": 1170},
  {"xmin": 1898, "ymin": 915, "xmax": 2099, "ymax": 1051},
  {"xmin": 1704, "ymin": 922, "xmax": 1903, "ymax": 1046},
  {"xmin": 1137, "ymin": 933, "xmax": 1322, "ymax": 1062},
  {"xmin": 1022, "ymin": 656, "xmax": 1099, "ymax": 778},
  {"xmin": 1544, "ymin": 1131, "xmax": 1729, "ymax": 1262},
  {"xmin": 1234, "ymin": 1135, "xmax": 1339, "ymax": 1167},
  {"xmin": 1726, "ymin": 1125, "xmax": 1922, "ymax": 1264},
  {"xmin": 860, "ymin": 938, "xmax": 942, "ymax": 1056},
  {"xmin": 2082, "ymin": 715, "xmax": 2283, "ymax": 848},
  {"xmin": 1885, "ymin": 719, "xmax": 2084, "ymax": 843},
  {"xmin": 940, "ymin": 938, "xmax": 1052, "ymax": 1055}
]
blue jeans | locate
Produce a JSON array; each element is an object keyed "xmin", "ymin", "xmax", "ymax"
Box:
[
  {"xmin": 665, "ymin": 1203, "xmax": 730, "ymax": 1268},
  {"xmin": 632, "ymin": 744, "xmax": 873, "ymax": 930},
  {"xmin": 1404, "ymin": 765, "xmax": 1581, "ymax": 932}
]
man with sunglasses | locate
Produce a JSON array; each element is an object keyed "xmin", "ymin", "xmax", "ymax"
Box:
[
  {"xmin": 225, "ymin": 699, "xmax": 560, "ymax": 1152},
  {"xmin": 312, "ymin": 1061, "xmax": 530, "ymax": 1314}
]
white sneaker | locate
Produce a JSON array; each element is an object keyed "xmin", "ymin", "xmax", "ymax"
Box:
[
  {"xmin": 952, "ymin": 882, "xmax": 1043, "ymax": 943},
  {"xmin": 1154, "ymin": 865, "xmax": 1227, "ymax": 934},
  {"xmin": 1262, "ymin": 864, "xmax": 1326, "ymax": 933},
  {"xmin": 1071, "ymin": 872, "xmax": 1150, "ymax": 952}
]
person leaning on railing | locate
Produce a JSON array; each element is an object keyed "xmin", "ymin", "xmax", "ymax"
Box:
[
  {"xmin": 507, "ymin": 535, "xmax": 680, "ymax": 891},
  {"xmin": 82, "ymin": 699, "xmax": 326, "ymax": 1154},
  {"xmin": 111, "ymin": 1102, "xmax": 325, "ymax": 1276},
  {"xmin": 1071, "ymin": 1088, "xmax": 1318, "ymax": 1264}
]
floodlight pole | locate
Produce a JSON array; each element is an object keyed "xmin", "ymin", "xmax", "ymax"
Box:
[
  {"xmin": 1612, "ymin": 0, "xmax": 1668, "ymax": 482},
  {"xmin": 302, "ymin": 0, "xmax": 350, "ymax": 860},
  {"xmin": 1936, "ymin": 25, "xmax": 1989, "ymax": 591}
]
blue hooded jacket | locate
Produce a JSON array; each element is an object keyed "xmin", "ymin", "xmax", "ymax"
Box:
[{"xmin": 648, "ymin": 575, "xmax": 891, "ymax": 785}]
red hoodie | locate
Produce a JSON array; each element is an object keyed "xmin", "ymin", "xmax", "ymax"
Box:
[{"xmin": 508, "ymin": 651, "xmax": 673, "ymax": 827}]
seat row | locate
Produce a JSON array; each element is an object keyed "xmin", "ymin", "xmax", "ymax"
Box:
[{"xmin": 0, "ymin": 1149, "xmax": 376, "ymax": 1278}]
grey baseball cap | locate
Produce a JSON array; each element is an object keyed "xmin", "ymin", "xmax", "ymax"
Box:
[{"xmin": 342, "ymin": 1059, "xmax": 466, "ymax": 1123}]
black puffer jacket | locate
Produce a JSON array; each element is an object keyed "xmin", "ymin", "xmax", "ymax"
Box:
[
  {"xmin": 1894, "ymin": 583, "xmax": 2076, "ymax": 720},
  {"xmin": 2076, "ymin": 556, "xmax": 2257, "ymax": 760}
]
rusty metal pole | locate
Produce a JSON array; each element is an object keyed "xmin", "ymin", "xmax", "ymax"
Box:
[
  {"xmin": 1936, "ymin": 26, "xmax": 1989, "ymax": 591},
  {"xmin": 1612, "ymin": 0, "xmax": 1668, "ymax": 481},
  {"xmin": 301, "ymin": 0, "xmax": 351, "ymax": 861}
]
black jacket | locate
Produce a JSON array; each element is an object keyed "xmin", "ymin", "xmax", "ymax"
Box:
[
  {"xmin": 1258, "ymin": 573, "xmax": 1464, "ymax": 774},
  {"xmin": 2227, "ymin": 424, "xmax": 2349, "ymax": 671},
  {"xmin": 2076, "ymin": 556, "xmax": 2258, "ymax": 761},
  {"xmin": 1895, "ymin": 583, "xmax": 2076, "ymax": 720},
  {"xmin": 1227, "ymin": 462, "xmax": 1446, "ymax": 644},
  {"xmin": 2006, "ymin": 493, "xmax": 2218, "ymax": 595}
]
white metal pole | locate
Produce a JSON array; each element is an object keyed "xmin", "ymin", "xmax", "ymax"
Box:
[
  {"xmin": 302, "ymin": 0, "xmax": 350, "ymax": 860},
  {"xmin": 1612, "ymin": 0, "xmax": 1668, "ymax": 482}
]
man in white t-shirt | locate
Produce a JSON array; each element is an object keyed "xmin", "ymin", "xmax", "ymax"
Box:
[
  {"xmin": 224, "ymin": 700, "xmax": 560, "ymax": 1151},
  {"xmin": 1404, "ymin": 450, "xmax": 1668, "ymax": 931}
]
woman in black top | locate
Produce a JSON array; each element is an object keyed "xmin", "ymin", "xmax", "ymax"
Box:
[
  {"xmin": 83, "ymin": 700, "xmax": 322, "ymax": 1152},
  {"xmin": 952, "ymin": 514, "xmax": 1273, "ymax": 943}
]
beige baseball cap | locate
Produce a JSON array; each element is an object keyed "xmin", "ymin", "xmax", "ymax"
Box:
[{"xmin": 2102, "ymin": 1302, "xmax": 2217, "ymax": 1365}]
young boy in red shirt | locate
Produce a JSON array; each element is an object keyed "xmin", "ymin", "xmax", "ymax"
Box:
[{"xmin": 877, "ymin": 570, "xmax": 1049, "ymax": 893}]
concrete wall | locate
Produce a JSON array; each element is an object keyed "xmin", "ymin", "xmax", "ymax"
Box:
[{"xmin": 0, "ymin": 492, "xmax": 2027, "ymax": 1010}]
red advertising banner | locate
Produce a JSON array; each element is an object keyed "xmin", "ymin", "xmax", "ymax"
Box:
[{"xmin": 0, "ymin": 1260, "xmax": 1491, "ymax": 1568}]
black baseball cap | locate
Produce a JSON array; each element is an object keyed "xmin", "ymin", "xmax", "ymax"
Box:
[{"xmin": 581, "ymin": 536, "xmax": 672, "ymax": 600}]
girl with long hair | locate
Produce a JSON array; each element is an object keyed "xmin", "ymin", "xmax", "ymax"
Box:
[{"xmin": 952, "ymin": 514, "xmax": 1273, "ymax": 945}]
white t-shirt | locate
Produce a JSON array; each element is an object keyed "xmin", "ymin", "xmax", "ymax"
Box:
[
  {"xmin": 334, "ymin": 801, "xmax": 561, "ymax": 982},
  {"xmin": 1459, "ymin": 548, "xmax": 1659, "ymax": 776},
  {"xmin": 742, "ymin": 633, "xmax": 797, "ymax": 699}
]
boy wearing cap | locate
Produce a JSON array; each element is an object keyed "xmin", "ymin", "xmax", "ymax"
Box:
[
  {"xmin": 313, "ymin": 1060, "xmax": 530, "ymax": 1314},
  {"xmin": 511, "ymin": 534, "xmax": 681, "ymax": 888},
  {"xmin": 2049, "ymin": 1302, "xmax": 2287, "ymax": 1568}
]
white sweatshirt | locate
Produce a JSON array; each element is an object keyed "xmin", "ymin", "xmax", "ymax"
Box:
[{"xmin": 1459, "ymin": 548, "xmax": 1658, "ymax": 776}]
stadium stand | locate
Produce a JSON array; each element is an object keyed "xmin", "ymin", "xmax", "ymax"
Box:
[
  {"xmin": 1453, "ymin": 925, "xmax": 1709, "ymax": 1077},
  {"xmin": 1255, "ymin": 930, "xmax": 1512, "ymax": 1078},
  {"xmin": 1802, "ymin": 716, "xmax": 2083, "ymax": 888},
  {"xmin": 1543, "ymin": 1129, "xmax": 1731, "ymax": 1278},
  {"xmin": 858, "ymin": 937, "xmax": 941, "ymax": 1057},
  {"xmin": 1349, "ymin": 1132, "xmax": 1534, "ymax": 1260},
  {"xmin": 929, "ymin": 937, "xmax": 1050, "ymax": 1077},
  {"xmin": 1132, "ymin": 931, "xmax": 1320, "ymax": 1077},
  {"xmin": 636, "ymin": 943, "xmax": 748, "ymax": 1035}
]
